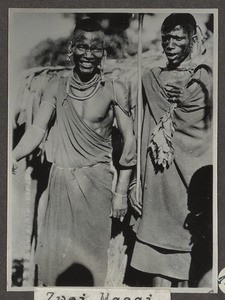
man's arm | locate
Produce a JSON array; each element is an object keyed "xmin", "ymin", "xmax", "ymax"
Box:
[
  {"xmin": 164, "ymin": 66, "xmax": 213, "ymax": 104},
  {"xmin": 112, "ymin": 80, "xmax": 136, "ymax": 219},
  {"xmin": 12, "ymin": 79, "xmax": 57, "ymax": 172}
]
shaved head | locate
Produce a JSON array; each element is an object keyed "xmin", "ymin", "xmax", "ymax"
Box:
[{"xmin": 72, "ymin": 18, "xmax": 105, "ymax": 46}]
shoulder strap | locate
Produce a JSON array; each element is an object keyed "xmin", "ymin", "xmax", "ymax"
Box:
[
  {"xmin": 61, "ymin": 75, "xmax": 70, "ymax": 105},
  {"xmin": 112, "ymin": 79, "xmax": 131, "ymax": 117}
]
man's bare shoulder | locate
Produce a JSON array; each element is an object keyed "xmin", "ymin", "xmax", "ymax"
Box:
[
  {"xmin": 102, "ymin": 77, "xmax": 113, "ymax": 90},
  {"xmin": 103, "ymin": 77, "xmax": 126, "ymax": 89},
  {"xmin": 112, "ymin": 79, "xmax": 130, "ymax": 109},
  {"xmin": 113, "ymin": 79, "xmax": 127, "ymax": 93},
  {"xmin": 103, "ymin": 77, "xmax": 128, "ymax": 104}
]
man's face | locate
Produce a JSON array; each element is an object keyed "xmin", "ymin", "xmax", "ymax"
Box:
[
  {"xmin": 161, "ymin": 25, "xmax": 193, "ymax": 67},
  {"xmin": 73, "ymin": 30, "xmax": 104, "ymax": 75}
]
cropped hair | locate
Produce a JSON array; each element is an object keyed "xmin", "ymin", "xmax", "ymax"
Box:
[{"xmin": 161, "ymin": 13, "xmax": 197, "ymax": 37}]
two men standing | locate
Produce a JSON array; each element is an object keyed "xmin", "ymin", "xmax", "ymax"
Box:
[{"xmin": 12, "ymin": 13, "xmax": 213, "ymax": 287}]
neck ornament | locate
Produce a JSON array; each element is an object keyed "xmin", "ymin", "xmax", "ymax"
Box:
[{"xmin": 66, "ymin": 73, "xmax": 102, "ymax": 101}]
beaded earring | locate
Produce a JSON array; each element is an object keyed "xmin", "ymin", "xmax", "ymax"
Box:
[
  {"xmin": 67, "ymin": 41, "xmax": 73, "ymax": 61},
  {"xmin": 100, "ymin": 50, "xmax": 107, "ymax": 85}
]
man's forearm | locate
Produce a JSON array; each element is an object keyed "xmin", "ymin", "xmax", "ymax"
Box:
[
  {"xmin": 13, "ymin": 125, "xmax": 46, "ymax": 162},
  {"xmin": 115, "ymin": 168, "xmax": 133, "ymax": 195}
]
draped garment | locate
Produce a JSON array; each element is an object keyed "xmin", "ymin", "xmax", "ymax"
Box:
[
  {"xmin": 36, "ymin": 77, "xmax": 115, "ymax": 286},
  {"xmin": 131, "ymin": 64, "xmax": 213, "ymax": 278}
]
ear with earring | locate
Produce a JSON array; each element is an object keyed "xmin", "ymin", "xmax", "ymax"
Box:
[
  {"xmin": 67, "ymin": 41, "xmax": 73, "ymax": 62},
  {"xmin": 100, "ymin": 50, "xmax": 107, "ymax": 85},
  {"xmin": 190, "ymin": 36, "xmax": 198, "ymax": 60}
]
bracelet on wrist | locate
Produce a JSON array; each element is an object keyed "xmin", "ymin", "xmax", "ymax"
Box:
[
  {"xmin": 129, "ymin": 182, "xmax": 136, "ymax": 190},
  {"xmin": 114, "ymin": 192, "xmax": 127, "ymax": 197}
]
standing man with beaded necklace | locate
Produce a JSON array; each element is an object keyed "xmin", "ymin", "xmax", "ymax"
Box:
[
  {"xmin": 129, "ymin": 13, "xmax": 213, "ymax": 287},
  {"xmin": 12, "ymin": 18, "xmax": 136, "ymax": 286}
]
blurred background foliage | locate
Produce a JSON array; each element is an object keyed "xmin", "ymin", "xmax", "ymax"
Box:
[{"xmin": 24, "ymin": 13, "xmax": 213, "ymax": 68}]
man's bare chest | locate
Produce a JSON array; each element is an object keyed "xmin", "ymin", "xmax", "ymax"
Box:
[{"xmin": 68, "ymin": 86, "xmax": 114, "ymax": 124}]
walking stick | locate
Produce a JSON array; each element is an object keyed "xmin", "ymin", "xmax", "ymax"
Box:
[{"xmin": 136, "ymin": 13, "xmax": 144, "ymax": 205}]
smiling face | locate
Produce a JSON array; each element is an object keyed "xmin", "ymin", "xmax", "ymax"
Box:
[
  {"xmin": 72, "ymin": 30, "xmax": 104, "ymax": 77},
  {"xmin": 162, "ymin": 25, "xmax": 194, "ymax": 67}
]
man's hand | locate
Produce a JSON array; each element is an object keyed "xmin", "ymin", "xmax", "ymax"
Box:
[
  {"xmin": 128, "ymin": 183, "xmax": 142, "ymax": 215},
  {"xmin": 165, "ymin": 80, "xmax": 192, "ymax": 104},
  {"xmin": 165, "ymin": 82, "xmax": 183, "ymax": 103},
  {"xmin": 12, "ymin": 159, "xmax": 18, "ymax": 175},
  {"xmin": 111, "ymin": 193, "xmax": 128, "ymax": 219}
]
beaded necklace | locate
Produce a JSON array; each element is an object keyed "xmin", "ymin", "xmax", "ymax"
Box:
[{"xmin": 66, "ymin": 73, "xmax": 102, "ymax": 101}]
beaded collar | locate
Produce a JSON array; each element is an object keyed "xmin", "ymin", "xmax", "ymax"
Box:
[{"xmin": 65, "ymin": 72, "xmax": 102, "ymax": 101}]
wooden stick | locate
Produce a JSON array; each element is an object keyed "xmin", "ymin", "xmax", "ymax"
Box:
[{"xmin": 136, "ymin": 13, "xmax": 144, "ymax": 204}]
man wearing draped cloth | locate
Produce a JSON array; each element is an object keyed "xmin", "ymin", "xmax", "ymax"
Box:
[
  {"xmin": 12, "ymin": 18, "xmax": 136, "ymax": 286},
  {"xmin": 129, "ymin": 13, "xmax": 212, "ymax": 287}
]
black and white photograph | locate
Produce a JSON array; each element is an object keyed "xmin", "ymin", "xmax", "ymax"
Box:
[{"xmin": 8, "ymin": 8, "xmax": 217, "ymax": 294}]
